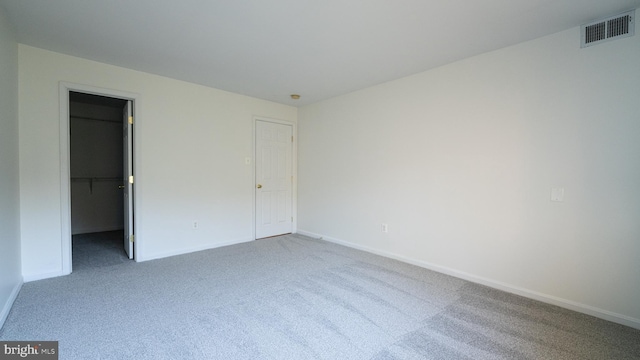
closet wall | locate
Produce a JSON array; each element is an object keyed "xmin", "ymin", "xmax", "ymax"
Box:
[{"xmin": 70, "ymin": 94, "xmax": 125, "ymax": 235}]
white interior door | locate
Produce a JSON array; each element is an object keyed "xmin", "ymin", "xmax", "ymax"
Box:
[
  {"xmin": 255, "ymin": 120, "xmax": 293, "ymax": 239},
  {"xmin": 123, "ymin": 100, "xmax": 134, "ymax": 259}
]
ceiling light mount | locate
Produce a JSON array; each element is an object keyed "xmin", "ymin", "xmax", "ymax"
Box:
[{"xmin": 290, "ymin": 94, "xmax": 300, "ymax": 100}]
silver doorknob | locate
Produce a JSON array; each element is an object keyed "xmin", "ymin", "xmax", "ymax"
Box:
[{"xmin": 256, "ymin": 184, "xmax": 262, "ymax": 189}]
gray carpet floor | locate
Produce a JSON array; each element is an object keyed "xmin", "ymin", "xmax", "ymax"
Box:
[
  {"xmin": 71, "ymin": 230, "xmax": 130, "ymax": 271},
  {"xmin": 1, "ymin": 234, "xmax": 639, "ymax": 359}
]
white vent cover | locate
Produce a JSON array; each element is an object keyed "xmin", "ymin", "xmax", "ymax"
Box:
[{"xmin": 581, "ymin": 10, "xmax": 635, "ymax": 48}]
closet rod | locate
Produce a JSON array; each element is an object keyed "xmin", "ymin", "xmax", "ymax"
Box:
[
  {"xmin": 70, "ymin": 115, "xmax": 122, "ymax": 124},
  {"xmin": 71, "ymin": 177, "xmax": 121, "ymax": 181},
  {"xmin": 71, "ymin": 177, "xmax": 123, "ymax": 195}
]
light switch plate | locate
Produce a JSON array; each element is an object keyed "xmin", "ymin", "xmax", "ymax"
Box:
[{"xmin": 551, "ymin": 187, "xmax": 565, "ymax": 202}]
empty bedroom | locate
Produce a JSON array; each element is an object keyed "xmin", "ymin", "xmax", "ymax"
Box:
[{"xmin": 0, "ymin": 0, "xmax": 639, "ymax": 359}]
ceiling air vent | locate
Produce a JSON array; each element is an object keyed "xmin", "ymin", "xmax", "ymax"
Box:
[{"xmin": 581, "ymin": 10, "xmax": 635, "ymax": 48}]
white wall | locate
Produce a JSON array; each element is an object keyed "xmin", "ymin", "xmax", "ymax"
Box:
[
  {"xmin": 0, "ymin": 7, "xmax": 22, "ymax": 328},
  {"xmin": 298, "ymin": 26, "xmax": 640, "ymax": 328},
  {"xmin": 19, "ymin": 45, "xmax": 297, "ymax": 280},
  {"xmin": 70, "ymin": 101, "xmax": 125, "ymax": 234}
]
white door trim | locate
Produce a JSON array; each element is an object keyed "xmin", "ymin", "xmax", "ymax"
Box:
[
  {"xmin": 252, "ymin": 116, "xmax": 297, "ymax": 240},
  {"xmin": 59, "ymin": 82, "xmax": 141, "ymax": 274}
]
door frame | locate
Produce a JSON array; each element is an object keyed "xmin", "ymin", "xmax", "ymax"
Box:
[
  {"xmin": 59, "ymin": 82, "xmax": 140, "ymax": 274},
  {"xmin": 252, "ymin": 116, "xmax": 297, "ymax": 239}
]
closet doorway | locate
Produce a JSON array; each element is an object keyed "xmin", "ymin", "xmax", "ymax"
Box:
[{"xmin": 68, "ymin": 91, "xmax": 134, "ymax": 271}]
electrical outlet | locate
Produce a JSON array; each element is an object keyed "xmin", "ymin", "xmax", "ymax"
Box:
[
  {"xmin": 192, "ymin": 221, "xmax": 198, "ymax": 229},
  {"xmin": 381, "ymin": 223, "xmax": 389, "ymax": 233}
]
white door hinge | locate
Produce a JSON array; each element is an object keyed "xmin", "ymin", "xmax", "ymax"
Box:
[
  {"xmin": 129, "ymin": 176, "xmax": 134, "ymax": 184},
  {"xmin": 130, "ymin": 234, "xmax": 134, "ymax": 243},
  {"xmin": 128, "ymin": 116, "xmax": 133, "ymax": 124}
]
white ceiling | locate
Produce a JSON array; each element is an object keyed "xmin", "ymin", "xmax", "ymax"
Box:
[{"xmin": 1, "ymin": 0, "xmax": 638, "ymax": 106}]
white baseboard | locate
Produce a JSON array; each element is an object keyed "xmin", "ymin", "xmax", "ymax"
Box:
[
  {"xmin": 0, "ymin": 278, "xmax": 23, "ymax": 330},
  {"xmin": 139, "ymin": 237, "xmax": 255, "ymax": 262},
  {"xmin": 22, "ymin": 269, "xmax": 66, "ymax": 283},
  {"xmin": 21, "ymin": 237, "xmax": 256, "ymax": 281},
  {"xmin": 297, "ymin": 229, "xmax": 640, "ymax": 330}
]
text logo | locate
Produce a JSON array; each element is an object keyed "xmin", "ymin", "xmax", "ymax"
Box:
[{"xmin": 0, "ymin": 342, "xmax": 58, "ymax": 359}]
